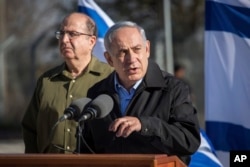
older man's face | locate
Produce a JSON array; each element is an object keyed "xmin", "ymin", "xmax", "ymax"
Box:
[
  {"xmin": 59, "ymin": 13, "xmax": 96, "ymax": 62},
  {"xmin": 105, "ymin": 27, "xmax": 150, "ymax": 89}
]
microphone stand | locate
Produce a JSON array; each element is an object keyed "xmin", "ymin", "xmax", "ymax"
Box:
[
  {"xmin": 75, "ymin": 120, "xmax": 84, "ymax": 154},
  {"xmin": 75, "ymin": 119, "xmax": 95, "ymax": 154}
]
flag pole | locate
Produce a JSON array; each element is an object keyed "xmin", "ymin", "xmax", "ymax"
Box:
[{"xmin": 163, "ymin": 0, "xmax": 174, "ymax": 74}]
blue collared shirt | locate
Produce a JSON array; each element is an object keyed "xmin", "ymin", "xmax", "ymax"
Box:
[{"xmin": 114, "ymin": 74, "xmax": 142, "ymax": 116}]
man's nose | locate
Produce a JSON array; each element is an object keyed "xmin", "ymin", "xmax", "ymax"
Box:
[
  {"xmin": 126, "ymin": 50, "xmax": 137, "ymax": 62},
  {"xmin": 61, "ymin": 33, "xmax": 70, "ymax": 43}
]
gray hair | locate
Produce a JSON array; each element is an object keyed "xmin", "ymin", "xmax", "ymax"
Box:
[{"xmin": 104, "ymin": 21, "xmax": 147, "ymax": 53}]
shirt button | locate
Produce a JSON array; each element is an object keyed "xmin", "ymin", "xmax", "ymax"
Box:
[
  {"xmin": 69, "ymin": 95, "xmax": 73, "ymax": 98},
  {"xmin": 66, "ymin": 146, "xmax": 70, "ymax": 150},
  {"xmin": 72, "ymin": 80, "xmax": 75, "ymax": 83},
  {"xmin": 67, "ymin": 128, "xmax": 71, "ymax": 132},
  {"xmin": 144, "ymin": 128, "xmax": 148, "ymax": 132}
]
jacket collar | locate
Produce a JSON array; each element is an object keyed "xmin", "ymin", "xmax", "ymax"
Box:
[
  {"xmin": 103, "ymin": 59, "xmax": 167, "ymax": 93},
  {"xmin": 143, "ymin": 59, "xmax": 166, "ymax": 88}
]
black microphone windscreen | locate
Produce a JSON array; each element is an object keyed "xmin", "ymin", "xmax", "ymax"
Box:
[
  {"xmin": 67, "ymin": 97, "xmax": 92, "ymax": 120},
  {"xmin": 90, "ymin": 94, "xmax": 114, "ymax": 118}
]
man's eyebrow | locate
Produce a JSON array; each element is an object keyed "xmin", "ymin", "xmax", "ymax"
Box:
[{"xmin": 132, "ymin": 44, "xmax": 142, "ymax": 48}]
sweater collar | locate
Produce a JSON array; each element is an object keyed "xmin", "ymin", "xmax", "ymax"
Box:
[{"xmin": 49, "ymin": 56, "xmax": 103, "ymax": 79}]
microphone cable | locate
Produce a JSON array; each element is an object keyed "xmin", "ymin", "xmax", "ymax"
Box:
[
  {"xmin": 49, "ymin": 120, "xmax": 96, "ymax": 154},
  {"xmin": 79, "ymin": 125, "xmax": 95, "ymax": 154},
  {"xmin": 52, "ymin": 144, "xmax": 77, "ymax": 154},
  {"xmin": 41, "ymin": 119, "xmax": 60, "ymax": 153}
]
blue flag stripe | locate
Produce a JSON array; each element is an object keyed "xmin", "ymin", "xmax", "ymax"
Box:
[
  {"xmin": 205, "ymin": 1, "xmax": 250, "ymax": 38},
  {"xmin": 206, "ymin": 121, "xmax": 250, "ymax": 151},
  {"xmin": 78, "ymin": 6, "xmax": 109, "ymax": 38},
  {"xmin": 190, "ymin": 152, "xmax": 222, "ymax": 167}
]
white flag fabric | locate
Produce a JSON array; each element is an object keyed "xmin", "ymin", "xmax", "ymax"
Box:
[
  {"xmin": 205, "ymin": 0, "xmax": 250, "ymax": 166},
  {"xmin": 78, "ymin": 0, "xmax": 114, "ymax": 62}
]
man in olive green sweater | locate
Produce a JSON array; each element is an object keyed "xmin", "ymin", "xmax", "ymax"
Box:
[{"xmin": 21, "ymin": 12, "xmax": 113, "ymax": 153}]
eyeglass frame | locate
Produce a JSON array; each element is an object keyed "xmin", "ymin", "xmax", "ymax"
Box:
[{"xmin": 55, "ymin": 30, "xmax": 94, "ymax": 40}]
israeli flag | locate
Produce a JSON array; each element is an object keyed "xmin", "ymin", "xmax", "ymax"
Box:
[
  {"xmin": 205, "ymin": 0, "xmax": 250, "ymax": 166},
  {"xmin": 78, "ymin": 0, "xmax": 114, "ymax": 62},
  {"xmin": 190, "ymin": 130, "xmax": 223, "ymax": 167}
]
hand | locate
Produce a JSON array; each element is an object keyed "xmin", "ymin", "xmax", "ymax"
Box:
[{"xmin": 109, "ymin": 116, "xmax": 142, "ymax": 138}]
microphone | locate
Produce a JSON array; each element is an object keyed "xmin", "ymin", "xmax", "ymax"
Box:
[
  {"xmin": 59, "ymin": 97, "xmax": 92, "ymax": 122},
  {"xmin": 79, "ymin": 94, "xmax": 114, "ymax": 122},
  {"xmin": 43, "ymin": 97, "xmax": 91, "ymax": 153}
]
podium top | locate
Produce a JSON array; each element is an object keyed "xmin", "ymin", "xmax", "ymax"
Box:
[{"xmin": 0, "ymin": 154, "xmax": 186, "ymax": 167}]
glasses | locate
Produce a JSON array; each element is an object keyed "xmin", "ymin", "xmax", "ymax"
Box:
[{"xmin": 55, "ymin": 30, "xmax": 93, "ymax": 40}]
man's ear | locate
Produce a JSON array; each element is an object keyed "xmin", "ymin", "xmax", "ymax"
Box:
[
  {"xmin": 104, "ymin": 51, "xmax": 114, "ymax": 67},
  {"xmin": 146, "ymin": 40, "xmax": 150, "ymax": 58},
  {"xmin": 89, "ymin": 36, "xmax": 96, "ymax": 49}
]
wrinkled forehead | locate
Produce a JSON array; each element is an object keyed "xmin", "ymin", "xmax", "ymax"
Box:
[
  {"xmin": 115, "ymin": 27, "xmax": 144, "ymax": 42},
  {"xmin": 108, "ymin": 28, "xmax": 146, "ymax": 53}
]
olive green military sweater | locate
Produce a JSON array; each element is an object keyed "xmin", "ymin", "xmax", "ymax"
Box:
[{"xmin": 22, "ymin": 56, "xmax": 113, "ymax": 153}]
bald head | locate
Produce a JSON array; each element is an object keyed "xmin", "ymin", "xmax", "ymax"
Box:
[{"xmin": 61, "ymin": 12, "xmax": 97, "ymax": 36}]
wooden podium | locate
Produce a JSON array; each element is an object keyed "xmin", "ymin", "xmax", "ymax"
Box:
[{"xmin": 0, "ymin": 154, "xmax": 186, "ymax": 167}]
